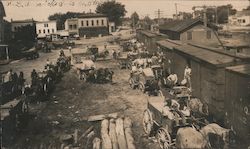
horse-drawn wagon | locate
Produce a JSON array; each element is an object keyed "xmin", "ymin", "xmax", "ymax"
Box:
[
  {"xmin": 143, "ymin": 96, "xmax": 192, "ymax": 149},
  {"xmin": 23, "ymin": 48, "xmax": 39, "ymax": 60},
  {"xmin": 129, "ymin": 68, "xmax": 161, "ymax": 96},
  {"xmin": 75, "ymin": 60, "xmax": 96, "ymax": 82},
  {"xmin": 117, "ymin": 53, "xmax": 131, "ymax": 69}
]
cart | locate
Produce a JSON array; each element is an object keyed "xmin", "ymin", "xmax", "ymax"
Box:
[
  {"xmin": 75, "ymin": 60, "xmax": 96, "ymax": 82},
  {"xmin": 143, "ymin": 96, "xmax": 192, "ymax": 149},
  {"xmin": 117, "ymin": 53, "xmax": 131, "ymax": 69},
  {"xmin": 23, "ymin": 48, "xmax": 39, "ymax": 60}
]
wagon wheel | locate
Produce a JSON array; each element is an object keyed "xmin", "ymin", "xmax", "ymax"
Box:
[
  {"xmin": 156, "ymin": 128, "xmax": 172, "ymax": 149},
  {"xmin": 139, "ymin": 82, "xmax": 145, "ymax": 92},
  {"xmin": 143, "ymin": 109, "xmax": 153, "ymax": 135},
  {"xmin": 127, "ymin": 63, "xmax": 131, "ymax": 69},
  {"xmin": 81, "ymin": 72, "xmax": 87, "ymax": 82},
  {"xmin": 22, "ymin": 101, "xmax": 29, "ymax": 113},
  {"xmin": 129, "ymin": 78, "xmax": 135, "ymax": 89}
]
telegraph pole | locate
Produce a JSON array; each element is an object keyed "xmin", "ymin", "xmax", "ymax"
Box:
[
  {"xmin": 175, "ymin": 3, "xmax": 178, "ymax": 19},
  {"xmin": 155, "ymin": 9, "xmax": 163, "ymax": 25}
]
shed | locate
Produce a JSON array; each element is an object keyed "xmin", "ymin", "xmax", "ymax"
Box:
[{"xmin": 225, "ymin": 64, "xmax": 250, "ymax": 142}]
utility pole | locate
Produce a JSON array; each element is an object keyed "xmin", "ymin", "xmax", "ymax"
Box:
[
  {"xmin": 155, "ymin": 9, "xmax": 163, "ymax": 25},
  {"xmin": 175, "ymin": 3, "xmax": 178, "ymax": 19}
]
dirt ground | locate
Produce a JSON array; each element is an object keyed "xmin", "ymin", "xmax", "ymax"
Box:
[
  {"xmin": 4, "ymin": 59, "xmax": 160, "ymax": 149},
  {"xmin": 1, "ymin": 30, "xmax": 161, "ymax": 149}
]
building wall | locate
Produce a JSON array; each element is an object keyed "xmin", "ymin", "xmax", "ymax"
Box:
[
  {"xmin": 11, "ymin": 22, "xmax": 34, "ymax": 32},
  {"xmin": 225, "ymin": 70, "xmax": 250, "ymax": 143},
  {"xmin": 78, "ymin": 17, "xmax": 108, "ymax": 28},
  {"xmin": 180, "ymin": 25, "xmax": 219, "ymax": 44},
  {"xmin": 79, "ymin": 27, "xmax": 109, "ymax": 37},
  {"xmin": 36, "ymin": 21, "xmax": 57, "ymax": 38},
  {"xmin": 65, "ymin": 19, "xmax": 78, "ymax": 35},
  {"xmin": 159, "ymin": 29, "xmax": 180, "ymax": 40}
]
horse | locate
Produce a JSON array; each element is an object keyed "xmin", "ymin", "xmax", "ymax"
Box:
[{"xmin": 176, "ymin": 123, "xmax": 234, "ymax": 149}]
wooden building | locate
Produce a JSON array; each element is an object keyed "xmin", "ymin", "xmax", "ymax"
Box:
[
  {"xmin": 159, "ymin": 18, "xmax": 220, "ymax": 46},
  {"xmin": 225, "ymin": 64, "xmax": 250, "ymax": 143},
  {"xmin": 136, "ymin": 29, "xmax": 167, "ymax": 53},
  {"xmin": 157, "ymin": 39, "xmax": 250, "ymax": 121}
]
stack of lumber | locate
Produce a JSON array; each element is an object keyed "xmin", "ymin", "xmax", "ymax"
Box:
[{"xmin": 93, "ymin": 117, "xmax": 136, "ymax": 149}]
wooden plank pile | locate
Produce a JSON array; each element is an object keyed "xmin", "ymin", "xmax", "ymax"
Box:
[{"xmin": 94, "ymin": 117, "xmax": 136, "ymax": 149}]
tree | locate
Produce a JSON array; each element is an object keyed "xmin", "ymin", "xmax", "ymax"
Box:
[
  {"xmin": 96, "ymin": 0, "xmax": 127, "ymax": 26},
  {"xmin": 193, "ymin": 4, "xmax": 237, "ymax": 24},
  {"xmin": 48, "ymin": 12, "xmax": 82, "ymax": 30},
  {"xmin": 179, "ymin": 12, "xmax": 192, "ymax": 20},
  {"xmin": 131, "ymin": 12, "xmax": 139, "ymax": 28},
  {"xmin": 217, "ymin": 4, "xmax": 236, "ymax": 24}
]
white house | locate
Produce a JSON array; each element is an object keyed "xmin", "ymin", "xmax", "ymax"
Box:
[
  {"xmin": 36, "ymin": 21, "xmax": 57, "ymax": 38},
  {"xmin": 229, "ymin": 10, "xmax": 250, "ymax": 26}
]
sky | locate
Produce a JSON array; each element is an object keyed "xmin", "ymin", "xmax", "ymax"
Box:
[{"xmin": 2, "ymin": 0, "xmax": 250, "ymax": 21}]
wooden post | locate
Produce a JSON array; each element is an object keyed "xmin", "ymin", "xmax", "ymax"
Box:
[
  {"xmin": 109, "ymin": 119, "xmax": 119, "ymax": 149},
  {"xmin": 115, "ymin": 118, "xmax": 127, "ymax": 149},
  {"xmin": 124, "ymin": 117, "xmax": 136, "ymax": 149},
  {"xmin": 6, "ymin": 46, "xmax": 9, "ymax": 61},
  {"xmin": 101, "ymin": 119, "xmax": 112, "ymax": 149}
]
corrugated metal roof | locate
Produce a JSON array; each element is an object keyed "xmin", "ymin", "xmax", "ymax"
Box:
[
  {"xmin": 226, "ymin": 64, "xmax": 250, "ymax": 76},
  {"xmin": 159, "ymin": 18, "xmax": 203, "ymax": 33},
  {"xmin": 175, "ymin": 44, "xmax": 239, "ymax": 66},
  {"xmin": 0, "ymin": 1, "xmax": 6, "ymax": 17}
]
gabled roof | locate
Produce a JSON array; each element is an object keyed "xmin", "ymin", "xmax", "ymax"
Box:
[
  {"xmin": 0, "ymin": 1, "xmax": 6, "ymax": 17},
  {"xmin": 159, "ymin": 18, "xmax": 204, "ymax": 33}
]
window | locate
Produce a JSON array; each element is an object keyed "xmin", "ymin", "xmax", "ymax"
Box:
[
  {"xmin": 69, "ymin": 25, "xmax": 73, "ymax": 30},
  {"xmin": 207, "ymin": 31, "xmax": 211, "ymax": 39},
  {"xmin": 81, "ymin": 21, "xmax": 84, "ymax": 26},
  {"xmin": 39, "ymin": 30, "xmax": 41, "ymax": 33},
  {"xmin": 96, "ymin": 20, "xmax": 99, "ymax": 26},
  {"xmin": 44, "ymin": 24, "xmax": 48, "ymax": 27},
  {"xmin": 187, "ymin": 31, "xmax": 192, "ymax": 40},
  {"xmin": 86, "ymin": 20, "xmax": 89, "ymax": 26},
  {"xmin": 73, "ymin": 24, "xmax": 77, "ymax": 29},
  {"xmin": 48, "ymin": 29, "xmax": 50, "ymax": 33},
  {"xmin": 92, "ymin": 20, "xmax": 94, "ymax": 26},
  {"xmin": 43, "ymin": 29, "xmax": 45, "ymax": 33},
  {"xmin": 243, "ymin": 19, "xmax": 246, "ymax": 23},
  {"xmin": 52, "ymin": 29, "xmax": 54, "ymax": 33},
  {"xmin": 101, "ymin": 20, "xmax": 104, "ymax": 25}
]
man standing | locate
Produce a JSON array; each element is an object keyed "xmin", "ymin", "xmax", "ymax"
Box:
[{"xmin": 182, "ymin": 65, "xmax": 192, "ymax": 89}]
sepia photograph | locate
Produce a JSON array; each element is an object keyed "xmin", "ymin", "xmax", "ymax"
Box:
[{"xmin": 0, "ymin": 0, "xmax": 249, "ymax": 148}]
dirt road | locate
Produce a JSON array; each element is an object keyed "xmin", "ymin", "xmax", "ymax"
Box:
[{"xmin": 7, "ymin": 58, "xmax": 160, "ymax": 149}]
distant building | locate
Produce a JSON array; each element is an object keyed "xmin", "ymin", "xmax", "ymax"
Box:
[
  {"xmin": 229, "ymin": 10, "xmax": 250, "ymax": 26},
  {"xmin": 0, "ymin": 1, "xmax": 9, "ymax": 61},
  {"xmin": 36, "ymin": 21, "xmax": 57, "ymax": 39},
  {"xmin": 0, "ymin": 1, "xmax": 6, "ymax": 43},
  {"xmin": 65, "ymin": 18, "xmax": 78, "ymax": 36},
  {"xmin": 64, "ymin": 13, "xmax": 113, "ymax": 38},
  {"xmin": 11, "ymin": 19, "xmax": 36, "ymax": 40},
  {"xmin": 11, "ymin": 19, "xmax": 35, "ymax": 32},
  {"xmin": 159, "ymin": 18, "xmax": 220, "ymax": 46}
]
